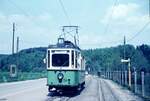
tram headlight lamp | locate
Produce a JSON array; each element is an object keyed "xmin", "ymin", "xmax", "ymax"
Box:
[{"xmin": 57, "ymin": 73, "xmax": 64, "ymax": 80}]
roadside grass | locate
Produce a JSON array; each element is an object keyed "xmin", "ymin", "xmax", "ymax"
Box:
[{"xmin": 0, "ymin": 71, "xmax": 47, "ymax": 83}]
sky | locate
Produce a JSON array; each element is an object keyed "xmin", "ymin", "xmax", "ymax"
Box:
[{"xmin": 0, "ymin": 0, "xmax": 150, "ymax": 54}]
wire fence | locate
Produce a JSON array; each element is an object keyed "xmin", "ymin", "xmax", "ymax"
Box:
[{"xmin": 98, "ymin": 70, "xmax": 150, "ymax": 100}]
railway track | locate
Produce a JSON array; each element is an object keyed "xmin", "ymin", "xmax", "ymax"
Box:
[
  {"xmin": 46, "ymin": 96, "xmax": 70, "ymax": 101},
  {"xmin": 98, "ymin": 78, "xmax": 120, "ymax": 101},
  {"xmin": 45, "ymin": 87, "xmax": 83, "ymax": 101},
  {"xmin": 45, "ymin": 76, "xmax": 92, "ymax": 101},
  {"xmin": 98, "ymin": 78, "xmax": 105, "ymax": 101}
]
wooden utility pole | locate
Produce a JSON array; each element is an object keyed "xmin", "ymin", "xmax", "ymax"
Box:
[
  {"xmin": 121, "ymin": 58, "xmax": 131, "ymax": 88},
  {"xmin": 124, "ymin": 36, "xmax": 126, "ymax": 59},
  {"xmin": 128, "ymin": 58, "xmax": 131, "ymax": 88},
  {"xmin": 12, "ymin": 23, "xmax": 15, "ymax": 55},
  {"xmin": 10, "ymin": 23, "xmax": 18, "ymax": 78},
  {"xmin": 16, "ymin": 37, "xmax": 19, "ymax": 53},
  {"xmin": 122, "ymin": 36, "xmax": 126, "ymax": 85},
  {"xmin": 16, "ymin": 36, "xmax": 19, "ymax": 76}
]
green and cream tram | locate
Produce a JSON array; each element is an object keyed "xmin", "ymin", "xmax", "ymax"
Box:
[{"xmin": 46, "ymin": 38, "xmax": 85, "ymax": 92}]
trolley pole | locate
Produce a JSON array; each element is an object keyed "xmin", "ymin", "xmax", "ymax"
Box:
[{"xmin": 62, "ymin": 26, "xmax": 79, "ymax": 46}]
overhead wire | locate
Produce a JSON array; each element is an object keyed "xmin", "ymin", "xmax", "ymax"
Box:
[
  {"xmin": 96, "ymin": 0, "xmax": 122, "ymax": 46},
  {"xmin": 128, "ymin": 21, "xmax": 150, "ymax": 42},
  {"xmin": 58, "ymin": 0, "xmax": 71, "ymax": 26},
  {"xmin": 57, "ymin": 0, "xmax": 80, "ymax": 45},
  {"xmin": 104, "ymin": 20, "xmax": 150, "ymax": 46},
  {"xmin": 7, "ymin": 0, "xmax": 75, "ymax": 43},
  {"xmin": 7, "ymin": 0, "xmax": 149, "ymax": 47},
  {"xmin": 7, "ymin": 0, "xmax": 122, "ymax": 46},
  {"xmin": 102, "ymin": 0, "xmax": 149, "ymax": 45},
  {"xmin": 103, "ymin": 0, "xmax": 119, "ymax": 35},
  {"xmin": 7, "ymin": 0, "xmax": 27, "ymax": 15},
  {"xmin": 122, "ymin": 19, "xmax": 150, "ymax": 61},
  {"xmin": 7, "ymin": 0, "xmax": 35, "ymax": 22},
  {"xmin": 6, "ymin": 0, "xmax": 59, "ymax": 29},
  {"xmin": 5, "ymin": 0, "xmax": 63, "ymax": 53},
  {"xmin": 127, "ymin": 0, "xmax": 150, "ymax": 42}
]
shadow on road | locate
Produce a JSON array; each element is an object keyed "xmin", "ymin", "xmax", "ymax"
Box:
[
  {"xmin": 0, "ymin": 98, "xmax": 7, "ymax": 101},
  {"xmin": 47, "ymin": 87, "xmax": 85, "ymax": 97}
]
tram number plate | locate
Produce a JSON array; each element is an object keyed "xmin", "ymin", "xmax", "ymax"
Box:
[{"xmin": 63, "ymin": 78, "xmax": 68, "ymax": 82}]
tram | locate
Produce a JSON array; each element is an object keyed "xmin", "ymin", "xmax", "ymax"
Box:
[{"xmin": 46, "ymin": 26, "xmax": 85, "ymax": 92}]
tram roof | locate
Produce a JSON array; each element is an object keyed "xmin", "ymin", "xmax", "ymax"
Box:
[{"xmin": 48, "ymin": 40, "xmax": 81, "ymax": 50}]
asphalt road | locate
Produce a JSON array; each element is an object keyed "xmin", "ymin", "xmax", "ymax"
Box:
[{"xmin": 0, "ymin": 75, "xmax": 144, "ymax": 101}]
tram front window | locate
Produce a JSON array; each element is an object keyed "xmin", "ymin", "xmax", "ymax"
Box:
[{"xmin": 52, "ymin": 54, "xmax": 69, "ymax": 67}]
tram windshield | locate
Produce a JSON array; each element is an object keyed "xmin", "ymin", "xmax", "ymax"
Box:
[{"xmin": 52, "ymin": 54, "xmax": 69, "ymax": 67}]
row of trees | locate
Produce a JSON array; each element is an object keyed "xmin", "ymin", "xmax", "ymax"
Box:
[
  {"xmin": 0, "ymin": 47, "xmax": 46, "ymax": 72},
  {"xmin": 83, "ymin": 44, "xmax": 150, "ymax": 74},
  {"xmin": 0, "ymin": 44, "xmax": 150, "ymax": 74}
]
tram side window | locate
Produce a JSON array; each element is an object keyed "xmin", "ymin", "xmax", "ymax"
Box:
[
  {"xmin": 75, "ymin": 51, "xmax": 77, "ymax": 68},
  {"xmin": 48, "ymin": 50, "xmax": 50, "ymax": 67},
  {"xmin": 71, "ymin": 50, "xmax": 74, "ymax": 66}
]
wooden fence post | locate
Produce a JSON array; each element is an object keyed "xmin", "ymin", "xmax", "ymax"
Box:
[
  {"xmin": 141, "ymin": 71, "xmax": 145, "ymax": 97},
  {"xmin": 125, "ymin": 71, "xmax": 127, "ymax": 86},
  {"xmin": 134, "ymin": 71, "xmax": 137, "ymax": 93},
  {"xmin": 122, "ymin": 71, "xmax": 124, "ymax": 85}
]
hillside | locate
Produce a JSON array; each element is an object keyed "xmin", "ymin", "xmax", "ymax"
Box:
[
  {"xmin": 0, "ymin": 47, "xmax": 47, "ymax": 72},
  {"xmin": 0, "ymin": 44, "xmax": 150, "ymax": 74},
  {"xmin": 83, "ymin": 44, "xmax": 150, "ymax": 74}
]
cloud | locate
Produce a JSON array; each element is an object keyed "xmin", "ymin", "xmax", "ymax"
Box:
[
  {"xmin": 100, "ymin": 3, "xmax": 149, "ymax": 42},
  {"xmin": 79, "ymin": 32, "xmax": 124, "ymax": 49},
  {"xmin": 102, "ymin": 3, "xmax": 139, "ymax": 22},
  {"xmin": 0, "ymin": 2, "xmax": 149, "ymax": 53},
  {"xmin": 0, "ymin": 12, "xmax": 59, "ymax": 54},
  {"xmin": 112, "ymin": 3, "xmax": 139, "ymax": 19}
]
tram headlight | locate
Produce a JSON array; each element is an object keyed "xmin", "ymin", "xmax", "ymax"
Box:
[{"xmin": 57, "ymin": 73, "xmax": 64, "ymax": 80}]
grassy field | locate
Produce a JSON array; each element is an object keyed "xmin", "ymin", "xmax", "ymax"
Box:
[{"xmin": 0, "ymin": 71, "xmax": 47, "ymax": 83}]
